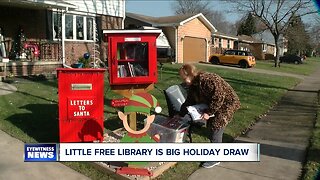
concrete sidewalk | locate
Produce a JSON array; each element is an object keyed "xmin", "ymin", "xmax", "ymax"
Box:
[
  {"xmin": 189, "ymin": 66, "xmax": 320, "ymax": 179},
  {"xmin": 0, "ymin": 130, "xmax": 90, "ymax": 180},
  {"xmin": 0, "ymin": 82, "xmax": 17, "ymax": 95}
]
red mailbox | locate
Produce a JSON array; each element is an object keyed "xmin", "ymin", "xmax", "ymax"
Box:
[{"xmin": 57, "ymin": 68, "xmax": 105, "ymax": 142}]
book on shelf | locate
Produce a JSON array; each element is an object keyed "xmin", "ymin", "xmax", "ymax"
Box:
[
  {"xmin": 186, "ymin": 104, "xmax": 214, "ymax": 122},
  {"xmin": 117, "ymin": 64, "xmax": 128, "ymax": 77},
  {"xmin": 127, "ymin": 62, "xmax": 134, "ymax": 77},
  {"xmin": 123, "ymin": 65, "xmax": 128, "ymax": 77},
  {"xmin": 117, "ymin": 65, "xmax": 122, "ymax": 77},
  {"xmin": 117, "ymin": 63, "xmax": 148, "ymax": 77}
]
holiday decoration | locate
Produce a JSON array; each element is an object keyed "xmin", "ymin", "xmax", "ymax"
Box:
[
  {"xmin": 0, "ymin": 27, "xmax": 7, "ymax": 58},
  {"xmin": 24, "ymin": 43, "xmax": 40, "ymax": 60},
  {"xmin": 83, "ymin": 52, "xmax": 90, "ymax": 60},
  {"xmin": 9, "ymin": 26, "xmax": 27, "ymax": 60},
  {"xmin": 117, "ymin": 92, "xmax": 161, "ymax": 166}
]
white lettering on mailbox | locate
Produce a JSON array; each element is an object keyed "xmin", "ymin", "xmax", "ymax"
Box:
[
  {"xmin": 70, "ymin": 100, "xmax": 93, "ymax": 106},
  {"xmin": 74, "ymin": 111, "xmax": 90, "ymax": 117},
  {"xmin": 69, "ymin": 99, "xmax": 94, "ymax": 117}
]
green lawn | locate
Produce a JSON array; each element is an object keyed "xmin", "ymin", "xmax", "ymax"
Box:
[
  {"xmin": 302, "ymin": 105, "xmax": 320, "ymax": 180},
  {"xmin": 255, "ymin": 57, "xmax": 319, "ymax": 76},
  {"xmin": 0, "ymin": 59, "xmax": 319, "ymax": 179}
]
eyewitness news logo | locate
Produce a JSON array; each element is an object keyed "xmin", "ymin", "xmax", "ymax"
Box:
[{"xmin": 24, "ymin": 144, "xmax": 58, "ymax": 162}]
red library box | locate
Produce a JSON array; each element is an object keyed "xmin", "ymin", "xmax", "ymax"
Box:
[
  {"xmin": 57, "ymin": 68, "xmax": 105, "ymax": 142},
  {"xmin": 103, "ymin": 29, "xmax": 161, "ymax": 85}
]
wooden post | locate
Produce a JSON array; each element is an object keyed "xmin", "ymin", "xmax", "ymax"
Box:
[
  {"xmin": 0, "ymin": 58, "xmax": 9, "ymax": 81},
  {"xmin": 128, "ymin": 112, "xmax": 136, "ymax": 131},
  {"xmin": 3, "ymin": 61, "xmax": 6, "ymax": 81}
]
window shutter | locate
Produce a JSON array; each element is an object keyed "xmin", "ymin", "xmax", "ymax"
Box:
[
  {"xmin": 95, "ymin": 16, "xmax": 102, "ymax": 42},
  {"xmin": 46, "ymin": 10, "xmax": 53, "ymax": 40}
]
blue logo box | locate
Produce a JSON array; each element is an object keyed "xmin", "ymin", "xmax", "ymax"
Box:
[{"xmin": 24, "ymin": 144, "xmax": 58, "ymax": 162}]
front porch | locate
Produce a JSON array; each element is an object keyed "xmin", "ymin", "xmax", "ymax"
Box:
[
  {"xmin": 0, "ymin": 1, "xmax": 123, "ymax": 79},
  {"xmin": 1, "ymin": 38, "xmax": 62, "ymax": 77},
  {"xmin": 0, "ymin": 2, "xmax": 66, "ymax": 77},
  {"xmin": 1, "ymin": 61, "xmax": 62, "ymax": 77}
]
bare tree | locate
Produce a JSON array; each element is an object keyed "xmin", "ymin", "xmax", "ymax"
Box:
[
  {"xmin": 172, "ymin": 0, "xmax": 211, "ymax": 15},
  {"xmin": 210, "ymin": 11, "xmax": 237, "ymax": 35},
  {"xmin": 308, "ymin": 23, "xmax": 320, "ymax": 56},
  {"xmin": 233, "ymin": 0, "xmax": 317, "ymax": 67},
  {"xmin": 172, "ymin": 0, "xmax": 237, "ymax": 34}
]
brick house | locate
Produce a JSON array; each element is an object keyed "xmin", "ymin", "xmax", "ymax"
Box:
[
  {"xmin": 0, "ymin": 0, "xmax": 124, "ymax": 76},
  {"xmin": 211, "ymin": 32, "xmax": 238, "ymax": 54},
  {"xmin": 125, "ymin": 12, "xmax": 216, "ymax": 63},
  {"xmin": 251, "ymin": 42, "xmax": 276, "ymax": 60},
  {"xmin": 234, "ymin": 35, "xmax": 276, "ymax": 60},
  {"xmin": 252, "ymin": 30, "xmax": 287, "ymax": 59}
]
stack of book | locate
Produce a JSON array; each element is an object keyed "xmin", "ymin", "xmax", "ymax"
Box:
[{"xmin": 187, "ymin": 104, "xmax": 214, "ymax": 122}]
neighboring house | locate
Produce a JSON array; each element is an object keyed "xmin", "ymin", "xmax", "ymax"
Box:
[
  {"xmin": 125, "ymin": 12, "xmax": 217, "ymax": 63},
  {"xmin": 234, "ymin": 35, "xmax": 255, "ymax": 53},
  {"xmin": 139, "ymin": 26, "xmax": 173, "ymax": 62},
  {"xmin": 211, "ymin": 32, "xmax": 238, "ymax": 54},
  {"xmin": 252, "ymin": 41, "xmax": 276, "ymax": 60},
  {"xmin": 252, "ymin": 29, "xmax": 287, "ymax": 59},
  {"xmin": 235, "ymin": 35, "xmax": 276, "ymax": 60},
  {"xmin": 0, "ymin": 0, "xmax": 124, "ymax": 76}
]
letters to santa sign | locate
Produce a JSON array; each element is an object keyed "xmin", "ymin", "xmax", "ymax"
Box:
[{"xmin": 68, "ymin": 97, "xmax": 96, "ymax": 119}]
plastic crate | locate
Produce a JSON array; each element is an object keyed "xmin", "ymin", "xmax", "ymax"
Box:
[{"xmin": 147, "ymin": 115, "xmax": 189, "ymax": 143}]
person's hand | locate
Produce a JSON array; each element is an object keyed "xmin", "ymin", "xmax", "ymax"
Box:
[{"xmin": 201, "ymin": 113, "xmax": 210, "ymax": 120}]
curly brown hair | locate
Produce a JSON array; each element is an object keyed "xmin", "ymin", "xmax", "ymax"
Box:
[{"xmin": 179, "ymin": 64, "xmax": 199, "ymax": 80}]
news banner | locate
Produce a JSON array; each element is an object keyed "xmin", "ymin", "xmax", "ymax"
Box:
[{"xmin": 24, "ymin": 143, "xmax": 260, "ymax": 162}]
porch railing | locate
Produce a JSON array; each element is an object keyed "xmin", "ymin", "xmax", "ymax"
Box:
[
  {"xmin": 210, "ymin": 47, "xmax": 225, "ymax": 55},
  {"xmin": 39, "ymin": 41, "xmax": 61, "ymax": 61},
  {"xmin": 4, "ymin": 39, "xmax": 61, "ymax": 62}
]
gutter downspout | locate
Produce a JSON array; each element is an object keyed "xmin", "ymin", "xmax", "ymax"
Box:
[
  {"xmin": 174, "ymin": 26, "xmax": 178, "ymax": 63},
  {"xmin": 62, "ymin": 7, "xmax": 72, "ymax": 68},
  {"xmin": 205, "ymin": 38, "xmax": 209, "ymax": 62},
  {"xmin": 122, "ymin": 0, "xmax": 125, "ymax": 29}
]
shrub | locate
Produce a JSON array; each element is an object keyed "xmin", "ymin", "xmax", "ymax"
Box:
[
  {"xmin": 265, "ymin": 53, "xmax": 275, "ymax": 60},
  {"xmin": 78, "ymin": 57, "xmax": 90, "ymax": 68}
]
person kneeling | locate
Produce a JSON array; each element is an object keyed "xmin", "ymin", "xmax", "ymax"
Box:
[{"xmin": 178, "ymin": 64, "xmax": 241, "ymax": 168}]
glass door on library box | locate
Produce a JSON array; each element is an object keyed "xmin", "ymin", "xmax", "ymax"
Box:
[{"xmin": 104, "ymin": 30, "xmax": 162, "ymax": 85}]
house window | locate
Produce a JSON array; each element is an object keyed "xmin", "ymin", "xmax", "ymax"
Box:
[
  {"xmin": 227, "ymin": 40, "xmax": 230, "ymax": 49},
  {"xmin": 53, "ymin": 12, "xmax": 94, "ymax": 41},
  {"xmin": 219, "ymin": 38, "xmax": 222, "ymax": 48},
  {"xmin": 262, "ymin": 44, "xmax": 267, "ymax": 52},
  {"xmin": 53, "ymin": 12, "xmax": 62, "ymax": 39},
  {"xmin": 87, "ymin": 17, "xmax": 94, "ymax": 40},
  {"xmin": 76, "ymin": 16, "xmax": 84, "ymax": 40},
  {"xmin": 65, "ymin": 14, "xmax": 73, "ymax": 39}
]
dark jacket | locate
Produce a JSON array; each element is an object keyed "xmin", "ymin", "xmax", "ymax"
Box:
[{"xmin": 180, "ymin": 72, "xmax": 240, "ymax": 129}]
